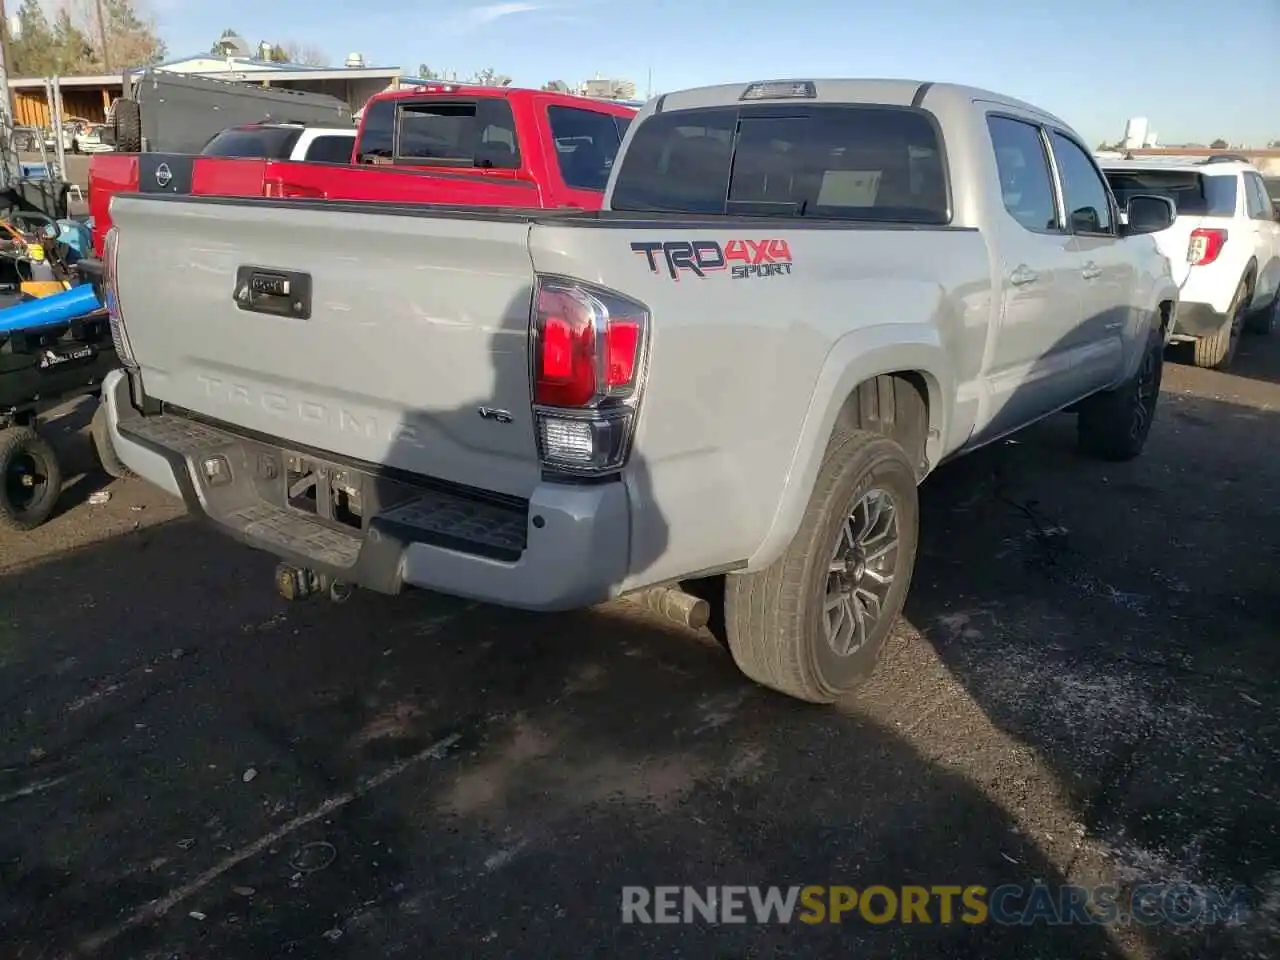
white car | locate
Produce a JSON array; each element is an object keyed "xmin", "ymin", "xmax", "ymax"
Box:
[
  {"xmin": 1102, "ymin": 157, "xmax": 1280, "ymax": 368},
  {"xmin": 74, "ymin": 124, "xmax": 115, "ymax": 154},
  {"xmin": 199, "ymin": 122, "xmax": 357, "ymax": 164}
]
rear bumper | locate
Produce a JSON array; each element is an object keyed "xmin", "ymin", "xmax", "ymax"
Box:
[
  {"xmin": 100, "ymin": 370, "xmax": 631, "ymax": 611},
  {"xmin": 1170, "ymin": 301, "xmax": 1230, "ymax": 340}
]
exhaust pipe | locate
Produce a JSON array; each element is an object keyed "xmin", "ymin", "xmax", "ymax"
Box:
[{"xmin": 625, "ymin": 585, "xmax": 711, "ymax": 630}]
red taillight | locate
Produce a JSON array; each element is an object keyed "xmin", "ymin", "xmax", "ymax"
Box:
[
  {"xmin": 263, "ymin": 179, "xmax": 326, "ymax": 199},
  {"xmin": 103, "ymin": 226, "xmax": 137, "ymax": 370},
  {"xmin": 531, "ymin": 278, "xmax": 649, "ymax": 475},
  {"xmin": 533, "ymin": 281, "xmax": 645, "ymax": 408},
  {"xmin": 1187, "ymin": 228, "xmax": 1227, "ymax": 266}
]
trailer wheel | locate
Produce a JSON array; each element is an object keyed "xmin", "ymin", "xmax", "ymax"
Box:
[
  {"xmin": 91, "ymin": 405, "xmax": 135, "ymax": 480},
  {"xmin": 113, "ymin": 99, "xmax": 142, "ymax": 153},
  {"xmin": 0, "ymin": 426, "xmax": 63, "ymax": 531}
]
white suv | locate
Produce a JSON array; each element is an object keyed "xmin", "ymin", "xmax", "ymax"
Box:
[{"xmin": 1102, "ymin": 157, "xmax": 1280, "ymax": 369}]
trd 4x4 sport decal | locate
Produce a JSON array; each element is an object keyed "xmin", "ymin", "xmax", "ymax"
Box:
[{"xmin": 630, "ymin": 239, "xmax": 793, "ymax": 281}]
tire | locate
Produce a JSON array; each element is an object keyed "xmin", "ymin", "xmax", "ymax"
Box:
[
  {"xmin": 724, "ymin": 430, "xmax": 920, "ymax": 704},
  {"xmin": 91, "ymin": 404, "xmax": 134, "ymax": 480},
  {"xmin": 0, "ymin": 426, "xmax": 63, "ymax": 532},
  {"xmin": 113, "ymin": 99, "xmax": 142, "ymax": 153},
  {"xmin": 1245, "ymin": 291, "xmax": 1279, "ymax": 336},
  {"xmin": 1077, "ymin": 325, "xmax": 1164, "ymax": 461},
  {"xmin": 1193, "ymin": 278, "xmax": 1251, "ymax": 369}
]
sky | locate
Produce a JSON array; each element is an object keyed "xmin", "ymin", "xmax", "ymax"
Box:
[{"xmin": 144, "ymin": 0, "xmax": 1278, "ymax": 148}]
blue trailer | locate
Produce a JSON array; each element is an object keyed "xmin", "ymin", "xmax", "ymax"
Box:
[{"xmin": 0, "ymin": 278, "xmax": 122, "ymax": 531}]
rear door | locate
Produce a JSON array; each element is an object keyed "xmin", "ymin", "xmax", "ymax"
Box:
[
  {"xmin": 537, "ymin": 99, "xmax": 630, "ymax": 208},
  {"xmin": 1243, "ymin": 171, "xmax": 1280, "ymax": 304},
  {"xmin": 978, "ymin": 113, "xmax": 1088, "ymax": 438},
  {"xmin": 1046, "ymin": 130, "xmax": 1130, "ymax": 390}
]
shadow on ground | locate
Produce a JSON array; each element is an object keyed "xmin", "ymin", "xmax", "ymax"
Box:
[
  {"xmin": 2, "ymin": 512, "xmax": 1129, "ymax": 959},
  {"xmin": 2, "ymin": 340, "xmax": 1279, "ymax": 959},
  {"xmin": 902, "ymin": 341, "xmax": 1280, "ymax": 960}
]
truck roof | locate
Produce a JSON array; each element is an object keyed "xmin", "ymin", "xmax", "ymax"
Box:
[
  {"xmin": 642, "ymin": 78, "xmax": 1072, "ymax": 129},
  {"xmin": 373, "ymin": 83, "xmax": 637, "ymax": 117},
  {"xmin": 1097, "ymin": 156, "xmax": 1258, "ymax": 176}
]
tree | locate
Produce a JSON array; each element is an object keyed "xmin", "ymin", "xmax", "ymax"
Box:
[
  {"xmin": 278, "ymin": 41, "xmax": 329, "ymax": 67},
  {"xmin": 1209, "ymin": 138, "xmax": 1229, "ymax": 150},
  {"xmin": 9, "ymin": 0, "xmax": 167, "ymax": 75},
  {"xmin": 417, "ymin": 64, "xmax": 444, "ymax": 80},
  {"xmin": 542, "ymin": 80, "xmax": 569, "ymax": 93},
  {"xmin": 468, "ymin": 66, "xmax": 511, "ymax": 87},
  {"xmin": 210, "ymin": 27, "xmax": 243, "ymax": 56},
  {"xmin": 9, "ymin": 0, "xmax": 57, "ymax": 76},
  {"xmin": 51, "ymin": 9, "xmax": 96, "ymax": 71}
]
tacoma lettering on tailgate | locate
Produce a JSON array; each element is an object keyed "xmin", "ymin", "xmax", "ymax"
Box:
[{"xmin": 631, "ymin": 239, "xmax": 793, "ymax": 281}]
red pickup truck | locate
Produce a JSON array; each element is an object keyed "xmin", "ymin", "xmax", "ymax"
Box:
[{"xmin": 87, "ymin": 85, "xmax": 637, "ymax": 255}]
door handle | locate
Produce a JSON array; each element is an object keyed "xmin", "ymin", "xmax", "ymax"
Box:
[
  {"xmin": 234, "ymin": 266, "xmax": 312, "ymax": 320},
  {"xmin": 1081, "ymin": 261, "xmax": 1102, "ymax": 280},
  {"xmin": 1010, "ymin": 265, "xmax": 1039, "ymax": 286}
]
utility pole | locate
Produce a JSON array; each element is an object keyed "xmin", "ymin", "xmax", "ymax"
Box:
[
  {"xmin": 94, "ymin": 0, "xmax": 111, "ymax": 70},
  {"xmin": 0, "ymin": 0, "xmax": 15, "ymax": 190}
]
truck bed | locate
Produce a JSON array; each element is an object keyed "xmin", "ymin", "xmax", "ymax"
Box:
[{"xmin": 107, "ymin": 192, "xmax": 989, "ymax": 595}]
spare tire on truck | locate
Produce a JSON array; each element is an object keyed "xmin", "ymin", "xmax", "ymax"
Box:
[{"xmin": 113, "ymin": 99, "xmax": 142, "ymax": 153}]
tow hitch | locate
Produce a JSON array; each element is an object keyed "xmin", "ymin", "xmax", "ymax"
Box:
[{"xmin": 274, "ymin": 563, "xmax": 353, "ymax": 603}]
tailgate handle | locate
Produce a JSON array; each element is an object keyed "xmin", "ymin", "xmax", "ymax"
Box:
[{"xmin": 234, "ymin": 266, "xmax": 312, "ymax": 320}]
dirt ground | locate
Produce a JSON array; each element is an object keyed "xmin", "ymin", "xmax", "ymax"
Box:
[{"xmin": 1, "ymin": 334, "xmax": 1278, "ymax": 960}]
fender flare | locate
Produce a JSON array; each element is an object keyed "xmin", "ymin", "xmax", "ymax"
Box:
[{"xmin": 746, "ymin": 323, "xmax": 954, "ymax": 572}]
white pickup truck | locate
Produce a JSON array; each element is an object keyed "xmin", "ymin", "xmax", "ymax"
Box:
[{"xmin": 97, "ymin": 79, "xmax": 1180, "ymax": 704}]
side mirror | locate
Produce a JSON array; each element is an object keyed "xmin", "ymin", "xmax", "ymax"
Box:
[{"xmin": 1124, "ymin": 195, "xmax": 1176, "ymax": 235}]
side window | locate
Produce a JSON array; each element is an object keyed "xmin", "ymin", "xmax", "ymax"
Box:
[
  {"xmin": 609, "ymin": 108, "xmax": 737, "ymax": 213},
  {"xmin": 1050, "ymin": 132, "xmax": 1114, "ymax": 235},
  {"xmin": 355, "ymin": 99, "xmax": 394, "ymax": 162},
  {"xmin": 1245, "ymin": 173, "xmax": 1271, "ymax": 220},
  {"xmin": 394, "ymin": 99, "xmax": 520, "ymax": 169},
  {"xmin": 986, "ymin": 116, "xmax": 1059, "ymax": 233},
  {"xmin": 304, "ymin": 135, "xmax": 355, "ymax": 164},
  {"xmin": 547, "ymin": 106, "xmax": 624, "ymax": 191}
]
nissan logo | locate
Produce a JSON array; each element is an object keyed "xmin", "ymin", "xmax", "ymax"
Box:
[{"xmin": 155, "ymin": 163, "xmax": 172, "ymax": 187}]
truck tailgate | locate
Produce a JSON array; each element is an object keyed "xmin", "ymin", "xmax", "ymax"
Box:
[{"xmin": 110, "ymin": 195, "xmax": 542, "ymax": 499}]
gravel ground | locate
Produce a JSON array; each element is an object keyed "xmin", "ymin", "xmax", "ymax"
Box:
[{"xmin": 1, "ymin": 335, "xmax": 1278, "ymax": 960}]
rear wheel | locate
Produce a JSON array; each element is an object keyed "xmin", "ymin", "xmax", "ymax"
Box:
[
  {"xmin": 1078, "ymin": 324, "xmax": 1164, "ymax": 461},
  {"xmin": 0, "ymin": 426, "xmax": 63, "ymax": 531},
  {"xmin": 1193, "ymin": 278, "xmax": 1250, "ymax": 369},
  {"xmin": 724, "ymin": 430, "xmax": 919, "ymax": 704},
  {"xmin": 1245, "ymin": 291, "xmax": 1279, "ymax": 336}
]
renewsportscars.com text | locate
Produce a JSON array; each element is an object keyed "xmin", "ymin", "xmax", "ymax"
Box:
[{"xmin": 621, "ymin": 883, "xmax": 1249, "ymax": 927}]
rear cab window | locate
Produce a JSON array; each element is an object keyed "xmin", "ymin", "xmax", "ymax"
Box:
[
  {"xmin": 547, "ymin": 105, "xmax": 626, "ymax": 191},
  {"xmin": 610, "ymin": 103, "xmax": 949, "ymax": 222},
  {"xmin": 201, "ymin": 126, "xmax": 303, "ymax": 158},
  {"xmin": 356, "ymin": 96, "xmax": 520, "ymax": 170},
  {"xmin": 1103, "ymin": 169, "xmax": 1238, "ymax": 218}
]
